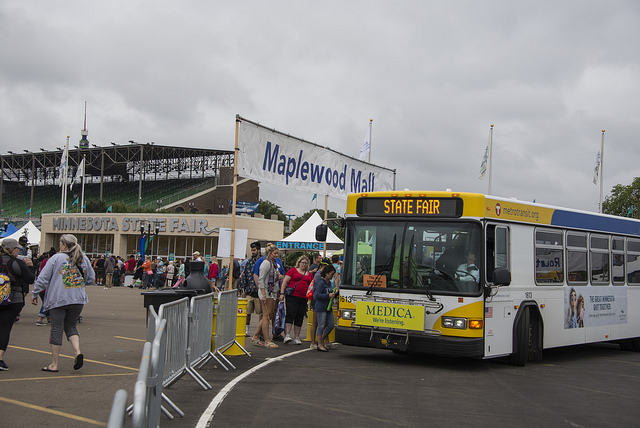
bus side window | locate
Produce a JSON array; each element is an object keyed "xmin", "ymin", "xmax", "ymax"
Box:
[
  {"xmin": 495, "ymin": 227, "xmax": 509, "ymax": 269},
  {"xmin": 486, "ymin": 225, "xmax": 509, "ymax": 283}
]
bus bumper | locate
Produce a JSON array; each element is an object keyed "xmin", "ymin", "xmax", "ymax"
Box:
[{"xmin": 336, "ymin": 326, "xmax": 484, "ymax": 358}]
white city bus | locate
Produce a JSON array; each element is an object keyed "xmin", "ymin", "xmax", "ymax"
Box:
[{"xmin": 326, "ymin": 191, "xmax": 640, "ymax": 365}]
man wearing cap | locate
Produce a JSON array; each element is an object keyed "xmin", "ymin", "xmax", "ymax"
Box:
[{"xmin": 17, "ymin": 236, "xmax": 33, "ymax": 269}]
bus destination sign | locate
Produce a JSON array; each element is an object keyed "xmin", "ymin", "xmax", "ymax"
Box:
[{"xmin": 356, "ymin": 197, "xmax": 463, "ymax": 217}]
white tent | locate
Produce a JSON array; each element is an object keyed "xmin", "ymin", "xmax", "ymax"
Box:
[
  {"xmin": 0, "ymin": 221, "xmax": 41, "ymax": 247},
  {"xmin": 282, "ymin": 211, "xmax": 343, "ymax": 245}
]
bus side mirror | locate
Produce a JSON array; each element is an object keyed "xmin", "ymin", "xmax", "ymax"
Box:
[
  {"xmin": 493, "ymin": 268, "xmax": 511, "ymax": 286},
  {"xmin": 315, "ymin": 224, "xmax": 328, "ymax": 242}
]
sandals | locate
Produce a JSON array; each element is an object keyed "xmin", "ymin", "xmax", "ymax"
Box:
[
  {"xmin": 264, "ymin": 341, "xmax": 279, "ymax": 349},
  {"xmin": 74, "ymin": 354, "xmax": 84, "ymax": 370},
  {"xmin": 252, "ymin": 340, "xmax": 265, "ymax": 347},
  {"xmin": 42, "ymin": 366, "xmax": 59, "ymax": 372}
]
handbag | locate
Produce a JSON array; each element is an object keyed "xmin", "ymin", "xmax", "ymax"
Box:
[
  {"xmin": 285, "ymin": 277, "xmax": 304, "ymax": 296},
  {"xmin": 0, "ymin": 277, "xmax": 14, "ymax": 306},
  {"xmin": 0, "ymin": 258, "xmax": 17, "ymax": 306},
  {"xmin": 273, "ymin": 301, "xmax": 285, "ymax": 336}
]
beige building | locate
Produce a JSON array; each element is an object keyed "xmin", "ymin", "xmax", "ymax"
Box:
[{"xmin": 40, "ymin": 212, "xmax": 283, "ymax": 262}]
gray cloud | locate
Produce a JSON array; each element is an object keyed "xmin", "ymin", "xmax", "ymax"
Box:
[{"xmin": 1, "ymin": 0, "xmax": 639, "ymax": 217}]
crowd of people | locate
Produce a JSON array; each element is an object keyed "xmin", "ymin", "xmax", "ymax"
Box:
[
  {"xmin": 0, "ymin": 233, "xmax": 342, "ymax": 372},
  {"xmin": 237, "ymin": 242, "xmax": 342, "ymax": 352},
  {"xmin": 87, "ymin": 252, "xmax": 231, "ymax": 291}
]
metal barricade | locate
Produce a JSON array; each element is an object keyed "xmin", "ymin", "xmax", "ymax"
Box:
[
  {"xmin": 213, "ymin": 289, "xmax": 250, "ymax": 370},
  {"xmin": 147, "ymin": 317, "xmax": 168, "ymax": 428},
  {"xmin": 157, "ymin": 297, "xmax": 189, "ymax": 388},
  {"xmin": 131, "ymin": 342, "xmax": 152, "ymax": 427},
  {"xmin": 107, "ymin": 389, "xmax": 128, "ymax": 428},
  {"xmin": 186, "ymin": 292, "xmax": 215, "ymax": 389},
  {"xmin": 130, "ymin": 306, "xmax": 184, "ymax": 421}
]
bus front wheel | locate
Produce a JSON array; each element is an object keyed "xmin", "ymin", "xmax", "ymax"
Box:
[{"xmin": 509, "ymin": 308, "xmax": 531, "ymax": 366}]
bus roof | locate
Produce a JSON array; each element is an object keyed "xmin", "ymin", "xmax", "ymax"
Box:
[{"xmin": 346, "ymin": 191, "xmax": 640, "ymax": 237}]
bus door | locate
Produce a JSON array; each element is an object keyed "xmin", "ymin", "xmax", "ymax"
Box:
[{"xmin": 483, "ymin": 224, "xmax": 514, "ymax": 357}]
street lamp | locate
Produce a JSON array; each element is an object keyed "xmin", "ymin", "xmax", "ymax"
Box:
[{"xmin": 140, "ymin": 222, "xmax": 160, "ymax": 261}]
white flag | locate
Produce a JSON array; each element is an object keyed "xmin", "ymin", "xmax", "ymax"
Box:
[
  {"xmin": 593, "ymin": 151, "xmax": 601, "ymax": 185},
  {"xmin": 59, "ymin": 143, "xmax": 69, "ymax": 187},
  {"xmin": 359, "ymin": 130, "xmax": 371, "ymax": 161},
  {"xmin": 70, "ymin": 158, "xmax": 85, "ymax": 190},
  {"xmin": 478, "ymin": 145, "xmax": 488, "ymax": 180}
]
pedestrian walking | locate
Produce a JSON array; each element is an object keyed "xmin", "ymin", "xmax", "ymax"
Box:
[
  {"xmin": 0, "ymin": 238, "xmax": 36, "ymax": 370},
  {"xmin": 31, "ymin": 234, "xmax": 95, "ymax": 372}
]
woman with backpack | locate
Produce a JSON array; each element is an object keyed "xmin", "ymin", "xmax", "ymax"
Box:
[
  {"xmin": 0, "ymin": 238, "xmax": 36, "ymax": 370},
  {"xmin": 31, "ymin": 234, "xmax": 95, "ymax": 373},
  {"xmin": 313, "ymin": 264, "xmax": 337, "ymax": 352}
]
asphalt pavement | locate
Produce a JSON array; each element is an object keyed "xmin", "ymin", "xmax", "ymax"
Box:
[{"xmin": 0, "ymin": 285, "xmax": 319, "ymax": 427}]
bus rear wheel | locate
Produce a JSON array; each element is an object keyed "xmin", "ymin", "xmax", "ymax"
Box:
[{"xmin": 620, "ymin": 338, "xmax": 640, "ymax": 351}]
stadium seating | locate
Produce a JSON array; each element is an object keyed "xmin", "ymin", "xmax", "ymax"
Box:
[{"xmin": 0, "ymin": 178, "xmax": 215, "ymax": 217}]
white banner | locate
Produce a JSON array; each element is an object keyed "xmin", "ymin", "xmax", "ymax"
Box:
[
  {"xmin": 217, "ymin": 228, "xmax": 249, "ymax": 259},
  {"xmin": 237, "ymin": 118, "xmax": 395, "ymax": 199}
]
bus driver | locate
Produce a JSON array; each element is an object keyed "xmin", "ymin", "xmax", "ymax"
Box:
[{"xmin": 457, "ymin": 251, "xmax": 479, "ymax": 283}]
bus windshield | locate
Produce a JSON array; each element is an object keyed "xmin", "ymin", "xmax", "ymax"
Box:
[{"xmin": 342, "ymin": 220, "xmax": 483, "ymax": 295}]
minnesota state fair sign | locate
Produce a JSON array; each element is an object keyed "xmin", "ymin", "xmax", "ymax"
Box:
[
  {"xmin": 237, "ymin": 117, "xmax": 395, "ymax": 199},
  {"xmin": 355, "ymin": 301, "xmax": 425, "ymax": 331}
]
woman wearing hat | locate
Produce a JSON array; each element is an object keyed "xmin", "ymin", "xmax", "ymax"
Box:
[
  {"xmin": 31, "ymin": 234, "xmax": 94, "ymax": 372},
  {"xmin": 0, "ymin": 238, "xmax": 36, "ymax": 371}
]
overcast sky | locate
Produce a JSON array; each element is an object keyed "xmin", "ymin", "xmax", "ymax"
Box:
[{"xmin": 1, "ymin": 1, "xmax": 639, "ymax": 219}]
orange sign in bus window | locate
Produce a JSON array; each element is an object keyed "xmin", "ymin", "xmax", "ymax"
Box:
[{"xmin": 363, "ymin": 274, "xmax": 387, "ymax": 288}]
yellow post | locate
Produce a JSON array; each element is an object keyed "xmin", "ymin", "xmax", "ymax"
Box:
[
  {"xmin": 304, "ymin": 306, "xmax": 338, "ymax": 343},
  {"xmin": 224, "ymin": 297, "xmax": 248, "ymax": 355},
  {"xmin": 211, "ymin": 296, "xmax": 218, "ymax": 352}
]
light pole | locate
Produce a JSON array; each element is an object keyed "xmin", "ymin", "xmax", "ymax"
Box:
[{"xmin": 140, "ymin": 222, "xmax": 160, "ymax": 261}]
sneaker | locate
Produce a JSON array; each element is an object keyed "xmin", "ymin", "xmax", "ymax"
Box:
[
  {"xmin": 283, "ymin": 335, "xmax": 293, "ymax": 344},
  {"xmin": 0, "ymin": 360, "xmax": 8, "ymax": 370},
  {"xmin": 309, "ymin": 343, "xmax": 317, "ymax": 350},
  {"xmin": 36, "ymin": 320, "xmax": 47, "ymax": 326},
  {"xmin": 293, "ymin": 337, "xmax": 302, "ymax": 345}
]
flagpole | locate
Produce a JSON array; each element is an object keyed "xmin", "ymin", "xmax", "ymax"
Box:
[
  {"xmin": 323, "ymin": 195, "xmax": 329, "ymax": 257},
  {"xmin": 488, "ymin": 124, "xmax": 494, "ymax": 196},
  {"xmin": 599, "ymin": 129, "xmax": 605, "ymax": 213},
  {"xmin": 228, "ymin": 115, "xmax": 240, "ymax": 290},
  {"xmin": 81, "ymin": 155, "xmax": 86, "ymax": 213},
  {"xmin": 60, "ymin": 136, "xmax": 69, "ymax": 213},
  {"xmin": 368, "ymin": 118, "xmax": 373, "ymax": 163}
]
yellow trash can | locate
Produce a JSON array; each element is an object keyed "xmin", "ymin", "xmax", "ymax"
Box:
[{"xmin": 305, "ymin": 306, "xmax": 338, "ymax": 343}]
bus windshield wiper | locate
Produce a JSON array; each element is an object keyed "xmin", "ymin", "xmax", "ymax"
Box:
[
  {"xmin": 418, "ymin": 268, "xmax": 437, "ymax": 301},
  {"xmin": 365, "ymin": 274, "xmax": 386, "ymax": 295}
]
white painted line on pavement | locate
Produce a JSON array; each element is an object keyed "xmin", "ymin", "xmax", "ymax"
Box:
[{"xmin": 196, "ymin": 348, "xmax": 311, "ymax": 428}]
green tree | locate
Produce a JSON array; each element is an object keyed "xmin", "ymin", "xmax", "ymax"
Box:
[
  {"xmin": 258, "ymin": 200, "xmax": 287, "ymax": 222},
  {"xmin": 291, "ymin": 209, "xmax": 344, "ymax": 240},
  {"xmin": 85, "ymin": 199, "xmax": 108, "ymax": 213},
  {"xmin": 602, "ymin": 177, "xmax": 640, "ymax": 218}
]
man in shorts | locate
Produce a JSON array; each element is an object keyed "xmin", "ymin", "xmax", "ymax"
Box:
[{"xmin": 238, "ymin": 242, "xmax": 261, "ymax": 336}]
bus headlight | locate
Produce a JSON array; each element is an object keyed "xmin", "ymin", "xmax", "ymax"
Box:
[
  {"xmin": 442, "ymin": 317, "xmax": 467, "ymax": 329},
  {"xmin": 340, "ymin": 309, "xmax": 356, "ymax": 320}
]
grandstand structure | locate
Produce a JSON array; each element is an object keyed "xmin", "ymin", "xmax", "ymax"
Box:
[{"xmin": 0, "ymin": 143, "xmax": 259, "ymax": 226}]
